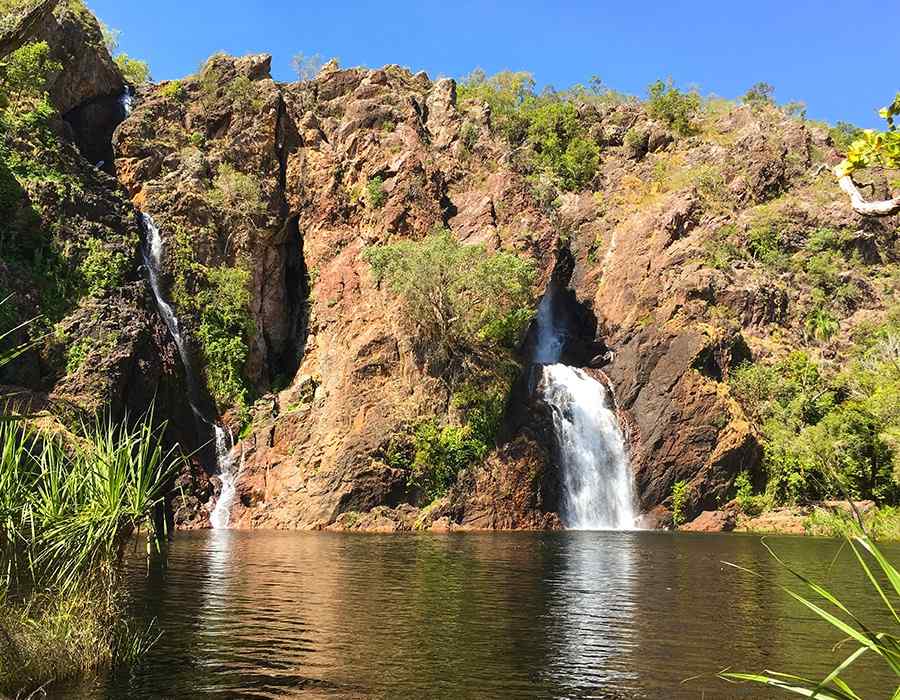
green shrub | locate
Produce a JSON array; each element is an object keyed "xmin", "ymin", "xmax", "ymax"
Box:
[
  {"xmin": 560, "ymin": 136, "xmax": 600, "ymax": 190},
  {"xmin": 729, "ymin": 322, "xmax": 900, "ymax": 507},
  {"xmin": 194, "ymin": 265, "xmax": 252, "ymax": 411},
  {"xmin": 207, "ymin": 164, "xmax": 265, "ymax": 244},
  {"xmin": 79, "ymin": 239, "xmax": 128, "ymax": 296},
  {"xmin": 742, "ymin": 82, "xmax": 775, "ymax": 107},
  {"xmin": 65, "ymin": 336, "xmax": 92, "ymax": 374},
  {"xmin": 160, "ymin": 80, "xmax": 186, "ymax": 100},
  {"xmin": 733, "ymin": 471, "xmax": 764, "ymax": 516},
  {"xmin": 456, "ymin": 71, "xmax": 599, "ymax": 190},
  {"xmin": 365, "ymin": 175, "xmax": 386, "ymax": 208},
  {"xmin": 829, "ymin": 121, "xmax": 864, "ymax": 152},
  {"xmin": 624, "ymin": 127, "xmax": 648, "ymax": 158},
  {"xmin": 804, "ymin": 307, "xmax": 839, "ymax": 342},
  {"xmin": 457, "ymin": 69, "xmax": 535, "ymax": 145},
  {"xmin": 746, "ymin": 223, "xmax": 786, "ymax": 268},
  {"xmin": 646, "ymin": 79, "xmax": 701, "ymax": 136},
  {"xmin": 0, "ymin": 42, "xmax": 61, "ymax": 110},
  {"xmin": 671, "ymin": 479, "xmax": 690, "ymax": 527},
  {"xmin": 114, "ymin": 54, "xmax": 150, "ymax": 86},
  {"xmin": 364, "ymin": 228, "xmax": 535, "ymax": 385}
]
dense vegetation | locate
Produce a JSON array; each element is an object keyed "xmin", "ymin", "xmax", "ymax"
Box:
[{"xmin": 730, "ymin": 315, "xmax": 900, "ymax": 508}]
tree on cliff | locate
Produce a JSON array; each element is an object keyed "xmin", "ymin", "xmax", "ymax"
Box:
[
  {"xmin": 834, "ymin": 92, "xmax": 900, "ymax": 217},
  {"xmin": 364, "ymin": 228, "xmax": 535, "ymax": 387}
]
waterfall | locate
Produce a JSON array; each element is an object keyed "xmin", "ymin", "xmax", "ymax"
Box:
[
  {"xmin": 140, "ymin": 214, "xmax": 237, "ymax": 529},
  {"xmin": 533, "ymin": 287, "xmax": 638, "ymax": 530},
  {"xmin": 119, "ymin": 87, "xmax": 134, "ymax": 117},
  {"xmin": 209, "ymin": 426, "xmax": 239, "ymax": 529}
]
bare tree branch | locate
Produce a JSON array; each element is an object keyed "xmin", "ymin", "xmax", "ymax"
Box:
[{"xmin": 834, "ymin": 166, "xmax": 900, "ymax": 217}]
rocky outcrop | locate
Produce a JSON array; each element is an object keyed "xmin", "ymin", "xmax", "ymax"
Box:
[
  {"xmin": 109, "ymin": 51, "xmax": 900, "ymax": 530},
  {"xmin": 13, "ymin": 0, "xmax": 896, "ymax": 532}
]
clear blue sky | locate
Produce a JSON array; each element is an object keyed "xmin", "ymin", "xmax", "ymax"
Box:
[{"xmin": 87, "ymin": 0, "xmax": 898, "ymax": 129}]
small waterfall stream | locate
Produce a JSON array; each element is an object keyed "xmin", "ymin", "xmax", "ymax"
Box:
[
  {"xmin": 140, "ymin": 214, "xmax": 238, "ymax": 529},
  {"xmin": 534, "ymin": 287, "xmax": 638, "ymax": 530}
]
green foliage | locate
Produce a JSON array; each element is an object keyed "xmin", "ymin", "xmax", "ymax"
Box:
[
  {"xmin": 456, "ymin": 70, "xmax": 600, "ymax": 190},
  {"xmin": 526, "ymin": 100, "xmax": 600, "ymax": 190},
  {"xmin": 671, "ymin": 480, "xmax": 689, "ymax": 527},
  {"xmin": 114, "ymin": 54, "xmax": 150, "ymax": 86},
  {"xmin": 805, "ymin": 505, "xmax": 900, "ymax": 541},
  {"xmin": 198, "ymin": 54, "xmax": 263, "ymax": 113},
  {"xmin": 733, "ymin": 471, "xmax": 764, "ymax": 516},
  {"xmin": 457, "ymin": 69, "xmax": 535, "ymax": 145},
  {"xmin": 365, "ymin": 175, "xmax": 386, "ymax": 208},
  {"xmin": 703, "ymin": 224, "xmax": 742, "ymax": 270},
  {"xmin": 730, "ymin": 324, "xmax": 900, "ymax": 506},
  {"xmin": 194, "ymin": 266, "xmax": 252, "ymax": 411},
  {"xmin": 746, "ymin": 222, "xmax": 786, "ymax": 268},
  {"xmin": 226, "ymin": 75, "xmax": 263, "ymax": 112},
  {"xmin": 829, "ymin": 121, "xmax": 864, "ymax": 152},
  {"xmin": 364, "ymin": 228, "xmax": 535, "ymax": 385},
  {"xmin": 838, "ymin": 92, "xmax": 900, "ymax": 176},
  {"xmin": 406, "ymin": 384, "xmax": 508, "ymax": 501},
  {"xmin": 208, "ymin": 164, "xmax": 265, "ymax": 246},
  {"xmin": 742, "ymin": 82, "xmax": 775, "ymax": 107},
  {"xmin": 0, "ymin": 411, "xmax": 179, "ymax": 694},
  {"xmin": 720, "ymin": 531, "xmax": 900, "ymax": 697},
  {"xmin": 804, "ymin": 307, "xmax": 839, "ymax": 342},
  {"xmin": 0, "ymin": 41, "xmax": 61, "ymax": 110},
  {"xmin": 65, "ymin": 336, "xmax": 92, "ymax": 374},
  {"xmin": 646, "ymin": 79, "xmax": 701, "ymax": 136},
  {"xmin": 79, "ymin": 238, "xmax": 128, "ymax": 297},
  {"xmin": 160, "ymin": 80, "xmax": 186, "ymax": 100}
]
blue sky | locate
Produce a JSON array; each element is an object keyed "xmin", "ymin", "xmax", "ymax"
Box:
[{"xmin": 88, "ymin": 0, "xmax": 898, "ymax": 129}]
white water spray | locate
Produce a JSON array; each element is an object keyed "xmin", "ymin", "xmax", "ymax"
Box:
[
  {"xmin": 533, "ymin": 287, "xmax": 638, "ymax": 530},
  {"xmin": 140, "ymin": 214, "xmax": 238, "ymax": 529}
]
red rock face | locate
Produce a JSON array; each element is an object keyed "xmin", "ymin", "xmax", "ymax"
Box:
[{"xmin": 102, "ymin": 48, "xmax": 896, "ymax": 529}]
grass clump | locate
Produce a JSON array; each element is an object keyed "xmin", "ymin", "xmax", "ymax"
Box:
[
  {"xmin": 0, "ymin": 410, "xmax": 183, "ymax": 695},
  {"xmin": 720, "ymin": 528, "xmax": 900, "ymax": 696}
]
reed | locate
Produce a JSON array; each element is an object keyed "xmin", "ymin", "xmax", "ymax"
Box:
[
  {"xmin": 0, "ymin": 409, "xmax": 182, "ymax": 695},
  {"xmin": 719, "ymin": 529, "xmax": 900, "ymax": 698}
]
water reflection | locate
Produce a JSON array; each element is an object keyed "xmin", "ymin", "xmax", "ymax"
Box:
[
  {"xmin": 544, "ymin": 532, "xmax": 640, "ymax": 695},
  {"xmin": 59, "ymin": 531, "xmax": 899, "ymax": 700}
]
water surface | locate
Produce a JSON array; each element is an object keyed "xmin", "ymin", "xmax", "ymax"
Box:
[{"xmin": 63, "ymin": 530, "xmax": 899, "ymax": 699}]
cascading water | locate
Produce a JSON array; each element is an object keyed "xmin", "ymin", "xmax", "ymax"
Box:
[
  {"xmin": 119, "ymin": 87, "xmax": 134, "ymax": 117},
  {"xmin": 209, "ymin": 426, "xmax": 239, "ymax": 529},
  {"xmin": 533, "ymin": 287, "xmax": 638, "ymax": 530},
  {"xmin": 140, "ymin": 214, "xmax": 237, "ymax": 528}
]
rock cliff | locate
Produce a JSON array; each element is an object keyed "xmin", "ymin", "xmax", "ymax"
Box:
[{"xmin": 4, "ymin": 4, "xmax": 898, "ymax": 530}]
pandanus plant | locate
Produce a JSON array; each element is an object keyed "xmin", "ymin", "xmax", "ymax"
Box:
[{"xmin": 720, "ymin": 530, "xmax": 900, "ymax": 698}]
